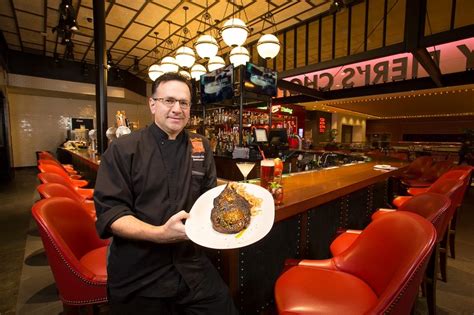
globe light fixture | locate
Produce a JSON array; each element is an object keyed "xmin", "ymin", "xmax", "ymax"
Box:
[
  {"xmin": 161, "ymin": 56, "xmax": 179, "ymax": 73},
  {"xmin": 179, "ymin": 70, "xmax": 191, "ymax": 79},
  {"xmin": 229, "ymin": 46, "xmax": 249, "ymax": 67},
  {"xmin": 148, "ymin": 64, "xmax": 163, "ymax": 81},
  {"xmin": 190, "ymin": 64, "xmax": 206, "ymax": 81},
  {"xmin": 257, "ymin": 34, "xmax": 280, "ymax": 59},
  {"xmin": 207, "ymin": 56, "xmax": 225, "ymax": 72},
  {"xmin": 175, "ymin": 46, "xmax": 195, "ymax": 68},
  {"xmin": 221, "ymin": 18, "xmax": 248, "ymax": 47},
  {"xmin": 194, "ymin": 34, "xmax": 219, "ymax": 59}
]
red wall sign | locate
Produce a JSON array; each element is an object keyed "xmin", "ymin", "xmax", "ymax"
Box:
[{"xmin": 319, "ymin": 117, "xmax": 326, "ymax": 133}]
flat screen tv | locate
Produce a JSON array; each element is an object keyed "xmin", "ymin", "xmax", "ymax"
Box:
[
  {"xmin": 200, "ymin": 64, "xmax": 234, "ymax": 105},
  {"xmin": 244, "ymin": 63, "xmax": 277, "ymax": 96},
  {"xmin": 268, "ymin": 128, "xmax": 288, "ymax": 146}
]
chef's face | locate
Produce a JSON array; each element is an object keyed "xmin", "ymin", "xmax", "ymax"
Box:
[{"xmin": 149, "ymin": 80, "xmax": 191, "ymax": 139}]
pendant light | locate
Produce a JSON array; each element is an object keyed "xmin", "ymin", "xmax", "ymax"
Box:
[
  {"xmin": 207, "ymin": 55, "xmax": 225, "ymax": 72},
  {"xmin": 221, "ymin": 1, "xmax": 249, "ymax": 47},
  {"xmin": 194, "ymin": 0, "xmax": 218, "ymax": 59},
  {"xmin": 161, "ymin": 21, "xmax": 179, "ymax": 73},
  {"xmin": 179, "ymin": 70, "xmax": 191, "ymax": 79},
  {"xmin": 257, "ymin": 1, "xmax": 280, "ymax": 60},
  {"xmin": 191, "ymin": 64, "xmax": 207, "ymax": 81},
  {"xmin": 148, "ymin": 32, "xmax": 163, "ymax": 81},
  {"xmin": 229, "ymin": 46, "xmax": 249, "ymax": 67},
  {"xmin": 175, "ymin": 6, "xmax": 195, "ymax": 69}
]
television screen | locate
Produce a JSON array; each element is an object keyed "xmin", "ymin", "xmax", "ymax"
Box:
[
  {"xmin": 244, "ymin": 63, "xmax": 277, "ymax": 96},
  {"xmin": 71, "ymin": 118, "xmax": 93, "ymax": 130},
  {"xmin": 254, "ymin": 128, "xmax": 268, "ymax": 143},
  {"xmin": 268, "ymin": 128, "xmax": 288, "ymax": 145},
  {"xmin": 200, "ymin": 64, "xmax": 234, "ymax": 105}
]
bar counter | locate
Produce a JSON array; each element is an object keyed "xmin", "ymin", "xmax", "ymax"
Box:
[{"xmin": 59, "ymin": 147, "xmax": 407, "ymax": 314}]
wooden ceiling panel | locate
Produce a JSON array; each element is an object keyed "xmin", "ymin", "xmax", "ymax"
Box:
[
  {"xmin": 136, "ymin": 35, "xmax": 162, "ymax": 50},
  {"xmin": 297, "ymin": 3, "xmax": 332, "ymax": 21},
  {"xmin": 3, "ymin": 32, "xmax": 21, "ymax": 47},
  {"xmin": 75, "ymin": 27, "xmax": 94, "ymax": 37},
  {"xmin": 119, "ymin": 56, "xmax": 135, "ymax": 67},
  {"xmin": 273, "ymin": 1, "xmax": 313, "ymax": 24},
  {"xmin": 152, "ymin": 22, "xmax": 180, "ymax": 40},
  {"xmin": 73, "ymin": 34, "xmax": 92, "ymax": 45},
  {"xmin": 23, "ymin": 42, "xmax": 43, "ymax": 52},
  {"xmin": 48, "ymin": 0, "xmax": 61, "ymax": 10},
  {"xmin": 0, "ymin": 1, "xmax": 14, "ymax": 17},
  {"xmin": 167, "ymin": 2, "xmax": 202, "ymax": 26},
  {"xmin": 13, "ymin": 0, "xmax": 44, "ymax": 15},
  {"xmin": 106, "ymin": 24, "xmax": 123, "ymax": 42},
  {"xmin": 20, "ymin": 29, "xmax": 43, "ymax": 45},
  {"xmin": 45, "ymin": 27, "xmax": 57, "ymax": 42},
  {"xmin": 73, "ymin": 43, "xmax": 89, "ymax": 54},
  {"xmin": 114, "ymin": 37, "xmax": 137, "ymax": 52},
  {"xmin": 244, "ymin": 1, "xmax": 275, "ymax": 22},
  {"xmin": 46, "ymin": 8, "xmax": 59, "ymax": 28},
  {"xmin": 0, "ymin": 16, "xmax": 18, "ymax": 33},
  {"xmin": 150, "ymin": 0, "xmax": 181, "ymax": 10},
  {"xmin": 115, "ymin": 0, "xmax": 146, "ymax": 11},
  {"xmin": 122, "ymin": 23, "xmax": 151, "ymax": 41},
  {"xmin": 134, "ymin": 2, "xmax": 170, "ymax": 27},
  {"xmin": 76, "ymin": 6, "xmax": 94, "ymax": 28},
  {"xmin": 106, "ymin": 5, "xmax": 136, "ymax": 28},
  {"xmin": 129, "ymin": 47, "xmax": 148, "ymax": 58},
  {"xmin": 45, "ymin": 41, "xmax": 55, "ymax": 53},
  {"xmin": 16, "ymin": 11, "xmax": 43, "ymax": 31}
]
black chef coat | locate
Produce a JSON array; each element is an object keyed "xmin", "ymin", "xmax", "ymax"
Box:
[{"xmin": 94, "ymin": 123, "xmax": 218, "ymax": 301}]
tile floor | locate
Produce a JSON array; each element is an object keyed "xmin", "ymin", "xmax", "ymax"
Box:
[{"xmin": 1, "ymin": 168, "xmax": 473, "ymax": 314}]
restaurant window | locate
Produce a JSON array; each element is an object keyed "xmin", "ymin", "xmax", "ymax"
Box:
[
  {"xmin": 454, "ymin": 0, "xmax": 474, "ymax": 28},
  {"xmin": 296, "ymin": 25, "xmax": 306, "ymax": 68},
  {"xmin": 350, "ymin": 1, "xmax": 365, "ymax": 54},
  {"xmin": 335, "ymin": 9, "xmax": 349, "ymax": 58},
  {"xmin": 320, "ymin": 15, "xmax": 333, "ymax": 62},
  {"xmin": 367, "ymin": 0, "xmax": 384, "ymax": 51},
  {"xmin": 385, "ymin": 0, "xmax": 405, "ymax": 45},
  {"xmin": 276, "ymin": 33, "xmax": 284, "ymax": 72},
  {"xmin": 285, "ymin": 29, "xmax": 295, "ymax": 70},
  {"xmin": 308, "ymin": 20, "xmax": 319, "ymax": 64},
  {"xmin": 425, "ymin": 0, "xmax": 451, "ymax": 35}
]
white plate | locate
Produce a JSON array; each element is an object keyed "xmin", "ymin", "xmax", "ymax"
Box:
[{"xmin": 185, "ymin": 183, "xmax": 275, "ymax": 249}]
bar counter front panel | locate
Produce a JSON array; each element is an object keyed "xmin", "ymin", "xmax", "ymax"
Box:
[{"xmin": 59, "ymin": 148, "xmax": 407, "ymax": 314}]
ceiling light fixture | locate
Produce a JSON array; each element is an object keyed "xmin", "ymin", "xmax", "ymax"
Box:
[
  {"xmin": 175, "ymin": 6, "xmax": 196, "ymax": 69},
  {"xmin": 191, "ymin": 64, "xmax": 207, "ymax": 81},
  {"xmin": 148, "ymin": 32, "xmax": 163, "ymax": 81},
  {"xmin": 221, "ymin": 1, "xmax": 249, "ymax": 47},
  {"xmin": 194, "ymin": 0, "xmax": 219, "ymax": 59},
  {"xmin": 161, "ymin": 21, "xmax": 179, "ymax": 73},
  {"xmin": 256, "ymin": 1, "xmax": 280, "ymax": 60}
]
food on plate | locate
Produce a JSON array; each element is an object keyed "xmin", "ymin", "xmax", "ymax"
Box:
[{"xmin": 210, "ymin": 182, "xmax": 261, "ymax": 234}]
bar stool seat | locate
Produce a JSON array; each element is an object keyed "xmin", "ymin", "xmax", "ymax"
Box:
[
  {"xmin": 275, "ymin": 267, "xmax": 377, "ymax": 314},
  {"xmin": 79, "ymin": 247, "xmax": 107, "ymax": 280}
]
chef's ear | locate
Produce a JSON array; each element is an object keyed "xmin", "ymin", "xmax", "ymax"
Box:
[{"xmin": 149, "ymin": 97, "xmax": 156, "ymax": 114}]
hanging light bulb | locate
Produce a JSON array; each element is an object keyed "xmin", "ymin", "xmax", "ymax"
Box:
[
  {"xmin": 257, "ymin": 34, "xmax": 280, "ymax": 59},
  {"xmin": 191, "ymin": 64, "xmax": 207, "ymax": 81},
  {"xmin": 221, "ymin": 18, "xmax": 248, "ymax": 47},
  {"xmin": 148, "ymin": 64, "xmax": 163, "ymax": 81},
  {"xmin": 175, "ymin": 7, "xmax": 195, "ymax": 69},
  {"xmin": 161, "ymin": 56, "xmax": 179, "ymax": 73},
  {"xmin": 229, "ymin": 46, "xmax": 249, "ymax": 67},
  {"xmin": 194, "ymin": 34, "xmax": 219, "ymax": 59},
  {"xmin": 207, "ymin": 56, "xmax": 225, "ymax": 72},
  {"xmin": 175, "ymin": 46, "xmax": 195, "ymax": 68},
  {"xmin": 179, "ymin": 70, "xmax": 191, "ymax": 79}
]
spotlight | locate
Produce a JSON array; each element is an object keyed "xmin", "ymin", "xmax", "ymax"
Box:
[{"xmin": 133, "ymin": 57, "xmax": 139, "ymax": 72}]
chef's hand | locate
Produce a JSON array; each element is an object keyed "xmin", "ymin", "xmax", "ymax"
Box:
[{"xmin": 159, "ymin": 210, "xmax": 190, "ymax": 243}]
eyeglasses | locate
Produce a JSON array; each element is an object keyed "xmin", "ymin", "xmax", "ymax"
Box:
[{"xmin": 152, "ymin": 97, "xmax": 191, "ymax": 109}]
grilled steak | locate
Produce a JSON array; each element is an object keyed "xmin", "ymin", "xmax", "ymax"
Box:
[{"xmin": 211, "ymin": 183, "xmax": 252, "ymax": 234}]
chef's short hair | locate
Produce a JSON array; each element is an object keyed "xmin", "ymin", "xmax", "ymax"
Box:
[{"xmin": 151, "ymin": 73, "xmax": 192, "ymax": 98}]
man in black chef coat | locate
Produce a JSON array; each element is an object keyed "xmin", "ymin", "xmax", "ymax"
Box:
[{"xmin": 94, "ymin": 72, "xmax": 237, "ymax": 314}]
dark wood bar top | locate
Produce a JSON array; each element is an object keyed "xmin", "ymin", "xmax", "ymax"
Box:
[
  {"xmin": 58, "ymin": 147, "xmax": 100, "ymax": 170},
  {"xmin": 273, "ymin": 161, "xmax": 407, "ymax": 222}
]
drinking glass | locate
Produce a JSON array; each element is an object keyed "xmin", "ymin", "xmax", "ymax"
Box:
[
  {"xmin": 260, "ymin": 159, "xmax": 275, "ymax": 189},
  {"xmin": 236, "ymin": 162, "xmax": 256, "ymax": 183}
]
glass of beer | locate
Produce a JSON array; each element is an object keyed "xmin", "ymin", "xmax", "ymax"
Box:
[{"xmin": 260, "ymin": 159, "xmax": 275, "ymax": 189}]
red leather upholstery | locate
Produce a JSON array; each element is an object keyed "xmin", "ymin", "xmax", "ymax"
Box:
[
  {"xmin": 39, "ymin": 159, "xmax": 78, "ymax": 175},
  {"xmin": 402, "ymin": 161, "xmax": 453, "ymax": 187},
  {"xmin": 392, "ymin": 195, "xmax": 411, "ymax": 208},
  {"xmin": 275, "ymin": 212, "xmax": 436, "ymax": 315},
  {"xmin": 331, "ymin": 193, "xmax": 451, "ymax": 256},
  {"xmin": 32, "ymin": 197, "xmax": 109, "ymax": 306},
  {"xmin": 38, "ymin": 164, "xmax": 88, "ymax": 187},
  {"xmin": 38, "ymin": 172, "xmax": 94, "ymax": 200},
  {"xmin": 396, "ymin": 156, "xmax": 433, "ymax": 180},
  {"xmin": 407, "ymin": 170, "xmax": 469, "ymax": 196},
  {"xmin": 37, "ymin": 183, "xmax": 96, "ymax": 219}
]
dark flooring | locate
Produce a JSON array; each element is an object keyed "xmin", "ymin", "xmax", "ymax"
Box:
[{"xmin": 0, "ymin": 168, "xmax": 473, "ymax": 314}]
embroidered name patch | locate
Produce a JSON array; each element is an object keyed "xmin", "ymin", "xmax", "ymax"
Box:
[{"xmin": 191, "ymin": 138, "xmax": 205, "ymax": 162}]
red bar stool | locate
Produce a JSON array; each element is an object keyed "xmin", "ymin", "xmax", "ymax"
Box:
[
  {"xmin": 38, "ymin": 172, "xmax": 94, "ymax": 200},
  {"xmin": 38, "ymin": 163, "xmax": 89, "ymax": 188},
  {"xmin": 401, "ymin": 160, "xmax": 453, "ymax": 188},
  {"xmin": 37, "ymin": 183, "xmax": 96, "ymax": 220},
  {"xmin": 38, "ymin": 159, "xmax": 79, "ymax": 176},
  {"xmin": 275, "ymin": 212, "xmax": 436, "ymax": 315},
  {"xmin": 32, "ymin": 197, "xmax": 109, "ymax": 311},
  {"xmin": 330, "ymin": 193, "xmax": 453, "ymax": 315},
  {"xmin": 395, "ymin": 156, "xmax": 433, "ymax": 181},
  {"xmin": 407, "ymin": 170, "xmax": 469, "ymax": 196}
]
